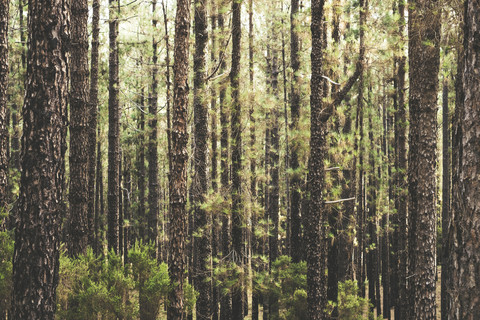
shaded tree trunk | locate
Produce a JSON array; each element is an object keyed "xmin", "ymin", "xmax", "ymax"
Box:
[
  {"xmin": 11, "ymin": 0, "xmax": 69, "ymax": 317},
  {"xmin": 167, "ymin": 0, "xmax": 191, "ymax": 317},
  {"xmin": 407, "ymin": 0, "xmax": 440, "ymax": 318},
  {"xmin": 88, "ymin": 0, "xmax": 100, "ymax": 250},
  {"xmin": 137, "ymin": 93, "xmax": 146, "ymax": 242},
  {"xmin": 148, "ymin": 0, "xmax": 159, "ymax": 256},
  {"xmin": 453, "ymin": 1, "xmax": 480, "ymax": 317},
  {"xmin": 69, "ymin": 0, "xmax": 90, "ymax": 256},
  {"xmin": 0, "ymin": 0, "xmax": 8, "ymax": 217},
  {"xmin": 193, "ymin": 0, "xmax": 212, "ymax": 317},
  {"xmin": 230, "ymin": 0, "xmax": 243, "ymax": 318},
  {"xmin": 108, "ymin": 0, "xmax": 120, "ymax": 254},
  {"xmin": 95, "ymin": 127, "xmax": 104, "ymax": 256}
]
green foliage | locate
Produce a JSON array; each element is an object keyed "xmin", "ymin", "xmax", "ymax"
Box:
[
  {"xmin": 56, "ymin": 243, "xmax": 176, "ymax": 319},
  {"xmin": 254, "ymin": 255, "xmax": 307, "ymax": 320},
  {"xmin": 0, "ymin": 213, "xmax": 13, "ymax": 314},
  {"xmin": 328, "ymin": 280, "xmax": 380, "ymax": 320}
]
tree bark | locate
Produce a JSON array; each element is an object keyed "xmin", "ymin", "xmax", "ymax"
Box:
[
  {"xmin": 108, "ymin": 0, "xmax": 120, "ymax": 254},
  {"xmin": 453, "ymin": 1, "xmax": 480, "ymax": 317},
  {"xmin": 407, "ymin": 0, "xmax": 440, "ymax": 318},
  {"xmin": 88, "ymin": 0, "xmax": 100, "ymax": 250},
  {"xmin": 0, "ymin": 0, "xmax": 8, "ymax": 217},
  {"xmin": 11, "ymin": 0, "xmax": 69, "ymax": 317},
  {"xmin": 230, "ymin": 0, "xmax": 243, "ymax": 318},
  {"xmin": 148, "ymin": 0, "xmax": 159, "ymax": 257},
  {"xmin": 167, "ymin": 0, "xmax": 191, "ymax": 317},
  {"xmin": 193, "ymin": 0, "xmax": 212, "ymax": 317},
  {"xmin": 69, "ymin": 0, "xmax": 90, "ymax": 256}
]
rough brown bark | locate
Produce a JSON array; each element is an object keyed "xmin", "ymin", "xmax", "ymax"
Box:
[
  {"xmin": 230, "ymin": 0, "xmax": 243, "ymax": 318},
  {"xmin": 307, "ymin": 1, "xmax": 328, "ymax": 318},
  {"xmin": 69, "ymin": 0, "xmax": 90, "ymax": 256},
  {"xmin": 167, "ymin": 0, "xmax": 190, "ymax": 317},
  {"xmin": 88, "ymin": 0, "xmax": 100, "ymax": 250},
  {"xmin": 95, "ymin": 127, "xmax": 104, "ymax": 256},
  {"xmin": 0, "ymin": 0, "xmax": 8, "ymax": 216},
  {"xmin": 193, "ymin": 0, "xmax": 212, "ymax": 317},
  {"xmin": 453, "ymin": 1, "xmax": 480, "ymax": 318},
  {"xmin": 108, "ymin": 0, "xmax": 120, "ymax": 254},
  {"xmin": 11, "ymin": 0, "xmax": 69, "ymax": 317},
  {"xmin": 407, "ymin": 0, "xmax": 440, "ymax": 318}
]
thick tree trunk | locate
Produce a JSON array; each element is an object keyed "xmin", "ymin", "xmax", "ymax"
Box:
[
  {"xmin": 148, "ymin": 0, "xmax": 159, "ymax": 257},
  {"xmin": 88, "ymin": 0, "xmax": 100, "ymax": 250},
  {"xmin": 167, "ymin": 0, "xmax": 190, "ymax": 317},
  {"xmin": 11, "ymin": 0, "xmax": 69, "ymax": 317},
  {"xmin": 193, "ymin": 0, "xmax": 212, "ymax": 317},
  {"xmin": 108, "ymin": 0, "xmax": 120, "ymax": 254},
  {"xmin": 453, "ymin": 2, "xmax": 480, "ymax": 317},
  {"xmin": 69, "ymin": 0, "xmax": 90, "ymax": 256},
  {"xmin": 0, "ymin": 0, "xmax": 8, "ymax": 216},
  {"xmin": 407, "ymin": 0, "xmax": 440, "ymax": 318}
]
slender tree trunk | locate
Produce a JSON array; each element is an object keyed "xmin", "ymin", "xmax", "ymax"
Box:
[
  {"xmin": 95, "ymin": 127, "xmax": 104, "ymax": 256},
  {"xmin": 407, "ymin": 0, "xmax": 440, "ymax": 318},
  {"xmin": 210, "ymin": 4, "xmax": 219, "ymax": 319},
  {"xmin": 69, "ymin": 0, "xmax": 90, "ymax": 256},
  {"xmin": 108, "ymin": 0, "xmax": 120, "ymax": 254},
  {"xmin": 453, "ymin": 2, "xmax": 480, "ymax": 317},
  {"xmin": 88, "ymin": 0, "xmax": 100, "ymax": 250},
  {"xmin": 0, "ymin": 0, "xmax": 8, "ymax": 217},
  {"xmin": 162, "ymin": 0, "xmax": 172, "ymax": 178},
  {"xmin": 193, "ymin": 0, "xmax": 212, "ymax": 317},
  {"xmin": 230, "ymin": 0, "xmax": 243, "ymax": 318},
  {"xmin": 219, "ymin": 4, "xmax": 232, "ymax": 318},
  {"xmin": 119, "ymin": 151, "xmax": 124, "ymax": 259},
  {"xmin": 123, "ymin": 155, "xmax": 131, "ymax": 264},
  {"xmin": 138, "ymin": 93, "xmax": 146, "ymax": 242},
  {"xmin": 307, "ymin": 1, "xmax": 329, "ymax": 318},
  {"xmin": 440, "ymin": 77, "xmax": 450, "ymax": 320},
  {"xmin": 167, "ymin": 0, "xmax": 191, "ymax": 317},
  {"xmin": 290, "ymin": 0, "xmax": 303, "ymax": 264},
  {"xmin": 444, "ymin": 26, "xmax": 464, "ymax": 320},
  {"xmin": 395, "ymin": 2, "xmax": 408, "ymax": 318},
  {"xmin": 268, "ymin": 47, "xmax": 280, "ymax": 319},
  {"xmin": 11, "ymin": 0, "xmax": 69, "ymax": 317},
  {"xmin": 148, "ymin": 0, "xmax": 159, "ymax": 257}
]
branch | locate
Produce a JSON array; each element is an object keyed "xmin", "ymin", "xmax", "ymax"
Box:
[
  {"xmin": 325, "ymin": 197, "xmax": 356, "ymax": 204},
  {"xmin": 206, "ymin": 32, "xmax": 232, "ymax": 81}
]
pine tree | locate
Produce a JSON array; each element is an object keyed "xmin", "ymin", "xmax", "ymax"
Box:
[
  {"xmin": 11, "ymin": 0, "xmax": 69, "ymax": 317},
  {"xmin": 168, "ymin": 0, "xmax": 191, "ymax": 317},
  {"xmin": 69, "ymin": 0, "xmax": 90, "ymax": 256},
  {"xmin": 407, "ymin": 0, "xmax": 441, "ymax": 317},
  {"xmin": 108, "ymin": 0, "xmax": 120, "ymax": 254},
  {"xmin": 0, "ymin": 0, "xmax": 8, "ymax": 218},
  {"xmin": 453, "ymin": 1, "xmax": 480, "ymax": 317}
]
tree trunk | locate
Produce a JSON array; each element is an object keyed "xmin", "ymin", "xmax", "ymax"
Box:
[
  {"xmin": 88, "ymin": 0, "xmax": 100, "ymax": 250},
  {"xmin": 148, "ymin": 0, "xmax": 159, "ymax": 257},
  {"xmin": 167, "ymin": 0, "xmax": 191, "ymax": 317},
  {"xmin": 69, "ymin": 0, "xmax": 90, "ymax": 256},
  {"xmin": 95, "ymin": 127, "xmax": 104, "ymax": 256},
  {"xmin": 193, "ymin": 0, "xmax": 212, "ymax": 317},
  {"xmin": 307, "ymin": 1, "xmax": 328, "ymax": 318},
  {"xmin": 219, "ymin": 3, "xmax": 232, "ymax": 318},
  {"xmin": 11, "ymin": 0, "xmax": 69, "ymax": 317},
  {"xmin": 0, "ymin": 0, "xmax": 8, "ymax": 217},
  {"xmin": 453, "ymin": 2, "xmax": 480, "ymax": 317},
  {"xmin": 290, "ymin": 0, "xmax": 303, "ymax": 264},
  {"xmin": 230, "ymin": 0, "xmax": 243, "ymax": 318},
  {"xmin": 137, "ymin": 93, "xmax": 146, "ymax": 242},
  {"xmin": 407, "ymin": 0, "xmax": 440, "ymax": 318},
  {"xmin": 108, "ymin": 0, "xmax": 120, "ymax": 254},
  {"xmin": 123, "ymin": 155, "xmax": 131, "ymax": 263}
]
